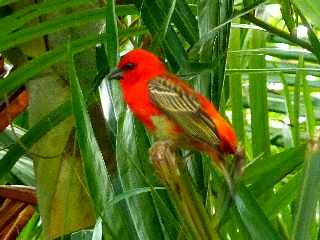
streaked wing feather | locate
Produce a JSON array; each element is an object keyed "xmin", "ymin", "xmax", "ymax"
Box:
[{"xmin": 148, "ymin": 76, "xmax": 220, "ymax": 147}]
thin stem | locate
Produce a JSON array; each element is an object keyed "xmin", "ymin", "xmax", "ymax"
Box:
[{"xmin": 241, "ymin": 14, "xmax": 315, "ymax": 58}]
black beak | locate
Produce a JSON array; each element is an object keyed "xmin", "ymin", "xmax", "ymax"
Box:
[{"xmin": 107, "ymin": 68, "xmax": 123, "ymax": 80}]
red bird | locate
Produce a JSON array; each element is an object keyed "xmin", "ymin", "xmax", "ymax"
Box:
[{"xmin": 108, "ymin": 49, "xmax": 237, "ymax": 174}]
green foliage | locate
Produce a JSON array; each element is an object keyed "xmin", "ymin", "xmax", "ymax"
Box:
[{"xmin": 0, "ymin": 0, "xmax": 320, "ymax": 239}]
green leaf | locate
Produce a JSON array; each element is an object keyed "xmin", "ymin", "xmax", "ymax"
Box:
[
  {"xmin": 228, "ymin": 24, "xmax": 245, "ymax": 144},
  {"xmin": 197, "ymin": 0, "xmax": 233, "ymax": 106},
  {"xmin": 291, "ymin": 144, "xmax": 320, "ymax": 240},
  {"xmin": 276, "ymin": 63, "xmax": 294, "ymax": 146},
  {"xmin": 134, "ymin": 0, "xmax": 188, "ymax": 70},
  {"xmin": 266, "ymin": 48, "xmax": 317, "ymax": 63},
  {"xmin": 248, "ymin": 30, "xmax": 270, "ymax": 157},
  {"xmin": 262, "ymin": 170, "xmax": 303, "ymax": 218},
  {"xmin": 243, "ymin": 144, "xmax": 306, "ymax": 196},
  {"xmin": 0, "ymin": 101, "xmax": 72, "ymax": 182},
  {"xmin": 0, "ymin": 5, "xmax": 138, "ymax": 52},
  {"xmin": 0, "ymin": 0, "xmax": 23, "ymax": 7},
  {"xmin": 70, "ymin": 230, "xmax": 94, "ymax": 240},
  {"xmin": 172, "ymin": 0, "xmax": 199, "ymax": 44},
  {"xmin": 156, "ymin": 0, "xmax": 198, "ymax": 46},
  {"xmin": 116, "ymin": 111, "xmax": 166, "ymax": 239},
  {"xmin": 303, "ymin": 17, "xmax": 320, "ymax": 62},
  {"xmin": 28, "ymin": 72, "xmax": 95, "ymax": 238},
  {"xmin": 0, "ymin": 0, "xmax": 89, "ymax": 36},
  {"xmin": 302, "ymin": 71, "xmax": 316, "ymax": 139},
  {"xmin": 106, "ymin": 187, "xmax": 166, "ymax": 209},
  {"xmin": 11, "ymin": 155, "xmax": 35, "ymax": 186},
  {"xmin": 292, "ymin": 0, "xmax": 320, "ymax": 29},
  {"xmin": 292, "ymin": 56, "xmax": 303, "ymax": 145},
  {"xmin": 280, "ymin": 0, "xmax": 295, "ymax": 34},
  {"xmin": 234, "ymin": 183, "xmax": 281, "ymax": 240},
  {"xmin": 69, "ymin": 50, "xmax": 131, "ymax": 239},
  {"xmin": 69, "ymin": 49, "xmax": 111, "ymax": 210},
  {"xmin": 151, "ymin": 0, "xmax": 177, "ymax": 49},
  {"xmin": 0, "ymin": 27, "xmax": 147, "ymax": 99},
  {"xmin": 241, "ymin": 13, "xmax": 314, "ymax": 56},
  {"xmin": 105, "ymin": 0, "xmax": 119, "ymax": 68},
  {"xmin": 191, "ymin": 1, "xmax": 265, "ymax": 59}
]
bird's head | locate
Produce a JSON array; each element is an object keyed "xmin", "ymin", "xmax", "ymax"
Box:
[{"xmin": 107, "ymin": 49, "xmax": 167, "ymax": 83}]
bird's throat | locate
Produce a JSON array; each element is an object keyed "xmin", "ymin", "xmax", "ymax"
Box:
[{"xmin": 120, "ymin": 78, "xmax": 161, "ymax": 130}]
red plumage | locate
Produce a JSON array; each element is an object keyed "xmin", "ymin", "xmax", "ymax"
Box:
[{"xmin": 114, "ymin": 49, "xmax": 237, "ymax": 164}]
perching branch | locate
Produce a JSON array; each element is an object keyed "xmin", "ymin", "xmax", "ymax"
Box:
[{"xmin": 150, "ymin": 140, "xmax": 218, "ymax": 240}]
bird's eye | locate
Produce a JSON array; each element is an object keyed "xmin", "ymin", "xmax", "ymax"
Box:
[{"xmin": 123, "ymin": 63, "xmax": 136, "ymax": 71}]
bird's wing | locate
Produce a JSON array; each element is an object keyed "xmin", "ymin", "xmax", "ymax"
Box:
[{"xmin": 148, "ymin": 76, "xmax": 220, "ymax": 147}]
